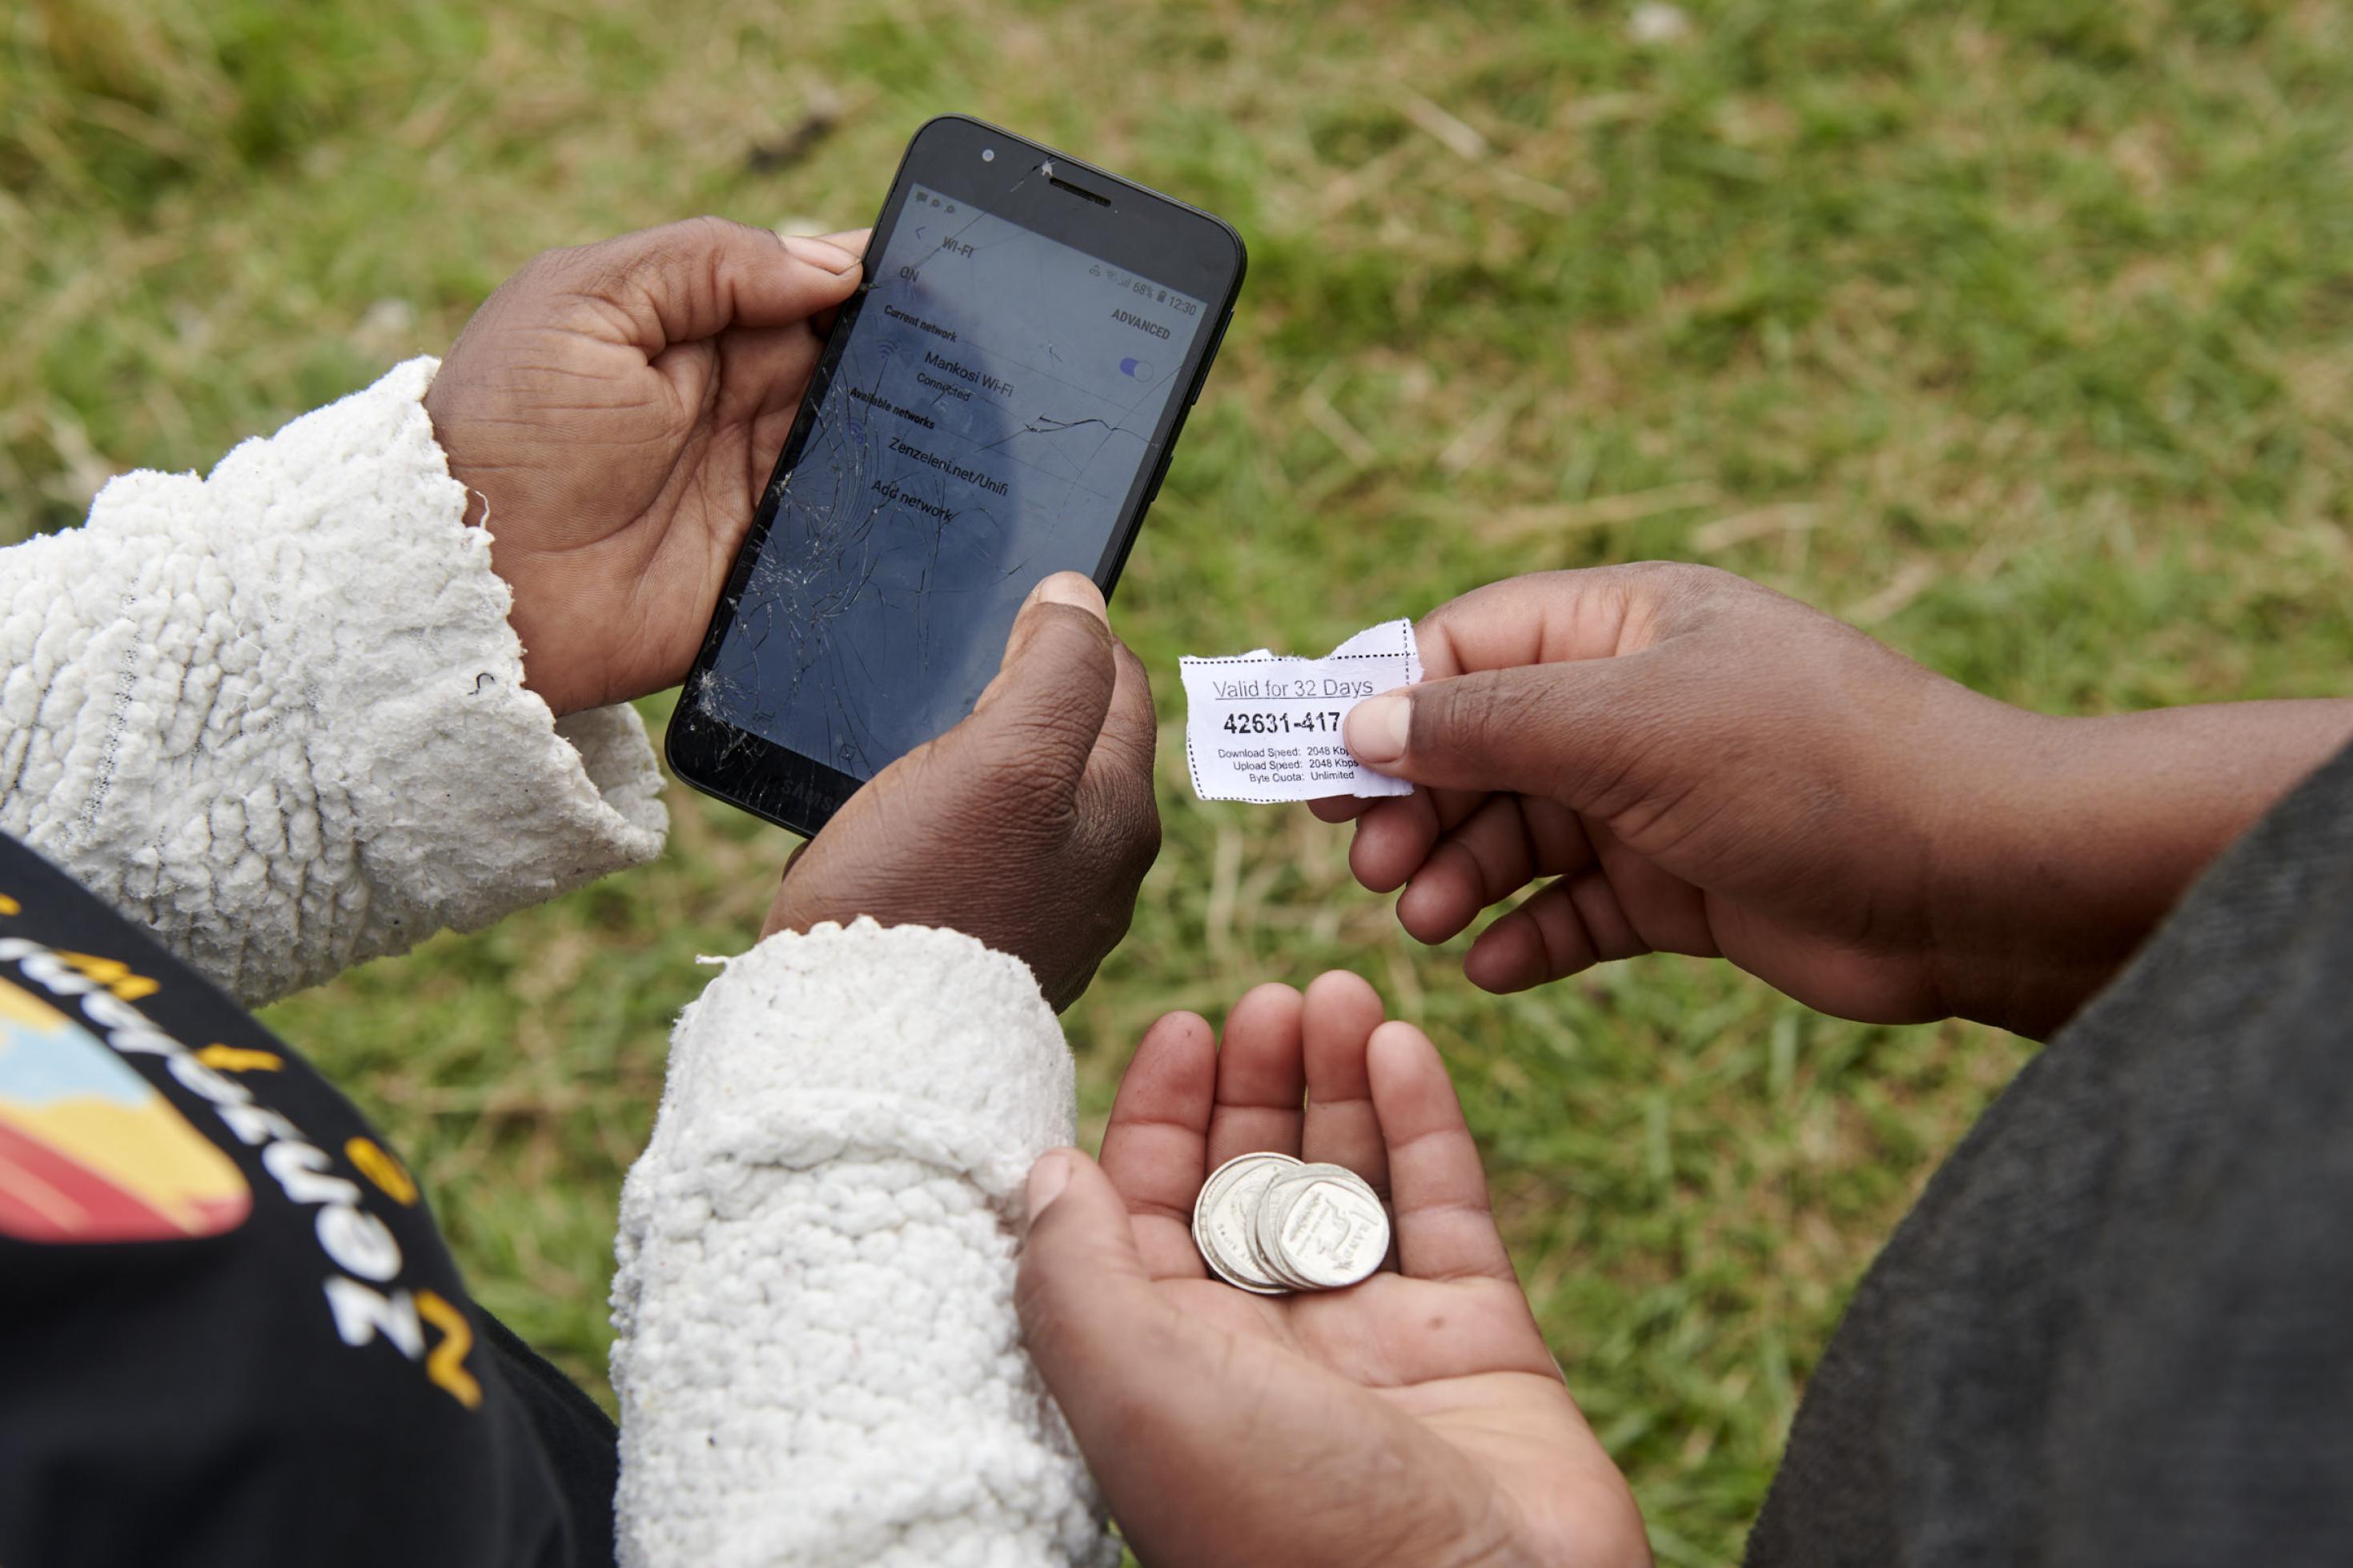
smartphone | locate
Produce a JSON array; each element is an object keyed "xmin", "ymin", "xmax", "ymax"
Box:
[{"xmin": 666, "ymin": 114, "xmax": 1247, "ymax": 835}]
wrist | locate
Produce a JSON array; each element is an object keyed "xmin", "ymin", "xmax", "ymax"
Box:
[
  {"xmin": 485, "ymin": 550, "xmax": 600, "ymax": 718},
  {"xmin": 1917, "ymin": 707, "xmax": 2132, "ymax": 1036},
  {"xmin": 420, "ymin": 368, "xmax": 584, "ymax": 717},
  {"xmin": 1923, "ymin": 700, "xmax": 2353, "ymax": 1037}
]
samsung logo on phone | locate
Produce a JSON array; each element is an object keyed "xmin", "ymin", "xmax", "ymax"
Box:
[{"xmin": 1110, "ymin": 307, "xmax": 1172, "ymax": 340}]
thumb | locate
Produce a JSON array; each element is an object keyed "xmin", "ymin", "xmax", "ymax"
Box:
[
  {"xmin": 943, "ymin": 574, "xmax": 1119, "ymax": 807},
  {"xmin": 1017, "ymin": 1150, "xmax": 1286, "ymax": 1559},
  {"xmin": 1342, "ymin": 658, "xmax": 1665, "ymax": 808},
  {"xmin": 537, "ymin": 215, "xmax": 862, "ymax": 351},
  {"xmin": 1016, "ymin": 1149, "xmax": 1186, "ymax": 1438}
]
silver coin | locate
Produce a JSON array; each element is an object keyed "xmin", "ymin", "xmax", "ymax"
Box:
[
  {"xmin": 1247, "ymin": 1194, "xmax": 1307, "ymax": 1290},
  {"xmin": 1191, "ymin": 1152, "xmax": 1298, "ymax": 1295},
  {"xmin": 1252, "ymin": 1163, "xmax": 1357, "ymax": 1289},
  {"xmin": 1257, "ymin": 1171, "xmax": 1337, "ymax": 1289},
  {"xmin": 1193, "ymin": 1151, "xmax": 1298, "ymax": 1237},
  {"xmin": 1262, "ymin": 1167, "xmax": 1388, "ymax": 1289},
  {"xmin": 1207, "ymin": 1157, "xmax": 1302, "ymax": 1294},
  {"xmin": 1199, "ymin": 1239, "xmax": 1284, "ymax": 1297},
  {"xmin": 1198, "ymin": 1161, "xmax": 1295, "ymax": 1295}
]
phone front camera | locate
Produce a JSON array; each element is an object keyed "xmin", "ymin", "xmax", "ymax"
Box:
[{"xmin": 982, "ymin": 147, "xmax": 996, "ymax": 162}]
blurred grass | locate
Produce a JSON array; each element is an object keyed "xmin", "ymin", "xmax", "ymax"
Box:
[{"xmin": 7, "ymin": 0, "xmax": 2351, "ymax": 1558}]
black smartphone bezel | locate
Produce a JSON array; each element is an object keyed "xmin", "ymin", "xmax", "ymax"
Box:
[{"xmin": 665, "ymin": 114, "xmax": 1247, "ymax": 836}]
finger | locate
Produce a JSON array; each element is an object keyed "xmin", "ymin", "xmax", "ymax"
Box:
[
  {"xmin": 1462, "ymin": 872, "xmax": 1649, "ymax": 993},
  {"xmin": 1344, "ymin": 656, "xmax": 1682, "ymax": 806},
  {"xmin": 1410, "ymin": 564, "xmax": 1686, "ymax": 677},
  {"xmin": 1018, "ymin": 1149, "xmax": 1197, "ymax": 1443},
  {"xmin": 1399, "ymin": 794, "xmax": 1600, "ymax": 947},
  {"xmin": 1463, "ymin": 830, "xmax": 1722, "ymax": 992},
  {"xmin": 947, "ymin": 574, "xmax": 1118, "ymax": 812},
  {"xmin": 1394, "ymin": 793, "xmax": 1539, "ymax": 945},
  {"xmin": 1070, "ymin": 634, "xmax": 1162, "ymax": 919},
  {"xmin": 1588, "ymin": 818, "xmax": 1719, "ymax": 957},
  {"xmin": 759, "ymin": 834, "xmax": 818, "ymax": 939},
  {"xmin": 1083, "ymin": 635, "xmax": 1157, "ymax": 793},
  {"xmin": 1307, "ymin": 795, "xmax": 1372, "ymax": 824},
  {"xmin": 712, "ymin": 315, "xmax": 832, "ymax": 434},
  {"xmin": 1206, "ymin": 983, "xmax": 1307, "ymax": 1169},
  {"xmin": 1347, "ymin": 783, "xmax": 1496, "ymax": 893},
  {"xmin": 1347, "ymin": 790, "xmax": 1440, "ymax": 893},
  {"xmin": 540, "ymin": 215, "xmax": 862, "ymax": 353},
  {"xmin": 809, "ymin": 227, "xmax": 872, "ymax": 257},
  {"xmin": 1351, "ymin": 566, "xmax": 1791, "ymax": 804},
  {"xmin": 1462, "ymin": 880, "xmax": 1584, "ymax": 993},
  {"xmin": 1020, "ymin": 569, "xmax": 1107, "ymax": 624},
  {"xmin": 1368, "ymin": 1021, "xmax": 1517, "ymax": 1282},
  {"xmin": 1342, "ymin": 667, "xmax": 1568, "ymax": 799},
  {"xmin": 1298, "ymin": 971, "xmax": 1390, "ymax": 1196},
  {"xmin": 1098, "ymin": 1011, "xmax": 1218, "ymax": 1280},
  {"xmin": 804, "ymin": 231, "xmax": 872, "ymax": 335}
]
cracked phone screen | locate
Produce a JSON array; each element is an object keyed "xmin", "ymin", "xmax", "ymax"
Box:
[{"xmin": 700, "ymin": 180, "xmax": 1212, "ymax": 781}]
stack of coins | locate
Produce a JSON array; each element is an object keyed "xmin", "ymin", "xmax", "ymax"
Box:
[{"xmin": 1190, "ymin": 1152, "xmax": 1390, "ymax": 1295}]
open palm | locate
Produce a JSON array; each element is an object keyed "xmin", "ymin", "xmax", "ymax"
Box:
[{"xmin": 1017, "ymin": 973, "xmax": 1649, "ymax": 1567}]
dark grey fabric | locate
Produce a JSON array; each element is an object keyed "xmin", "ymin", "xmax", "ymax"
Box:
[{"xmin": 1747, "ymin": 737, "xmax": 2353, "ymax": 1567}]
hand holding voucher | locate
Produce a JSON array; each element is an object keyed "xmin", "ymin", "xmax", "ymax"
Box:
[{"xmin": 1313, "ymin": 563, "xmax": 2353, "ymax": 1037}]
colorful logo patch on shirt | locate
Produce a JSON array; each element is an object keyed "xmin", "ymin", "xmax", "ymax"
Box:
[{"xmin": 0, "ymin": 976, "xmax": 250, "ymax": 1242}]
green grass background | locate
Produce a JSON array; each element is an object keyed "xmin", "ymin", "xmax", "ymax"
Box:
[{"xmin": 7, "ymin": 0, "xmax": 2351, "ymax": 1558}]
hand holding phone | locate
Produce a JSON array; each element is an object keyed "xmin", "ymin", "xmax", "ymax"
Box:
[
  {"xmin": 425, "ymin": 218, "xmax": 865, "ymax": 718},
  {"xmin": 763, "ymin": 571, "xmax": 1158, "ymax": 1011},
  {"xmin": 669, "ymin": 116, "xmax": 1246, "ymax": 833}
]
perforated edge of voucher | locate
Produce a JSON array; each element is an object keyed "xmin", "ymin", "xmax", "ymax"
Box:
[{"xmin": 1179, "ymin": 619, "xmax": 1421, "ymax": 804}]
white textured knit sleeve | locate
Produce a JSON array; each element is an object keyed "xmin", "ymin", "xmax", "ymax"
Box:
[
  {"xmin": 612, "ymin": 919, "xmax": 1117, "ymax": 1568},
  {"xmin": 0, "ymin": 358, "xmax": 667, "ymax": 1008}
]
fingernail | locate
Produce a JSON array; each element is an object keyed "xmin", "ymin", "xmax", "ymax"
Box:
[
  {"xmin": 1027, "ymin": 1150, "xmax": 1073, "ymax": 1216},
  {"xmin": 782, "ymin": 234, "xmax": 861, "ymax": 274},
  {"xmin": 1029, "ymin": 571, "xmax": 1106, "ymax": 619},
  {"xmin": 1346, "ymin": 692, "xmax": 1411, "ymax": 764}
]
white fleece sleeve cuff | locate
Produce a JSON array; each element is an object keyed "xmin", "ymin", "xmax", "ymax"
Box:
[
  {"xmin": 611, "ymin": 920, "xmax": 1114, "ymax": 1568},
  {"xmin": 0, "ymin": 357, "xmax": 666, "ymax": 1005}
]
